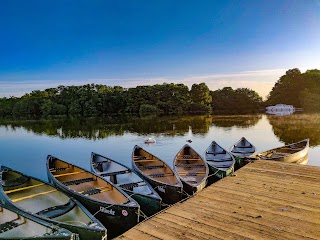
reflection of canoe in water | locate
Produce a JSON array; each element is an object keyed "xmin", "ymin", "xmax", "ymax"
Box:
[
  {"xmin": 173, "ymin": 144, "xmax": 209, "ymax": 195},
  {"xmin": 91, "ymin": 152, "xmax": 162, "ymax": 216},
  {"xmin": 205, "ymin": 141, "xmax": 235, "ymax": 179},
  {"xmin": 230, "ymin": 137, "xmax": 256, "ymax": 168},
  {"xmin": 132, "ymin": 145, "xmax": 183, "ymax": 204},
  {"xmin": 0, "ymin": 166, "xmax": 106, "ymax": 240},
  {"xmin": 254, "ymin": 139, "xmax": 309, "ymax": 163},
  {"xmin": 0, "ymin": 205, "xmax": 76, "ymax": 240},
  {"xmin": 47, "ymin": 156, "xmax": 140, "ymax": 239}
]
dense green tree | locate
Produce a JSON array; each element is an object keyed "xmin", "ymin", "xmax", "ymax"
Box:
[
  {"xmin": 267, "ymin": 68, "xmax": 320, "ymax": 111},
  {"xmin": 189, "ymin": 83, "xmax": 212, "ymax": 113},
  {"xmin": 210, "ymin": 87, "xmax": 263, "ymax": 112}
]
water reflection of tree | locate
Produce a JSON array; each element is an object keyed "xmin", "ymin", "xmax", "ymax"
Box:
[
  {"xmin": 0, "ymin": 116, "xmax": 212, "ymax": 139},
  {"xmin": 267, "ymin": 114, "xmax": 320, "ymax": 146},
  {"xmin": 211, "ymin": 115, "xmax": 262, "ymax": 128}
]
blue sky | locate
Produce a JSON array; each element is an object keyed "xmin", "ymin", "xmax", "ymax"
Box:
[{"xmin": 0, "ymin": 0, "xmax": 319, "ymax": 98}]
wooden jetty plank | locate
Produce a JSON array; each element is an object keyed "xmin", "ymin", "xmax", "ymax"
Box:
[
  {"xmin": 168, "ymin": 202, "xmax": 307, "ymax": 240},
  {"xmin": 118, "ymin": 160, "xmax": 320, "ymax": 240}
]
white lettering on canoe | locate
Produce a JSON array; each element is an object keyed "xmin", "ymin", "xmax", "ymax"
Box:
[{"xmin": 100, "ymin": 206, "xmax": 115, "ymax": 215}]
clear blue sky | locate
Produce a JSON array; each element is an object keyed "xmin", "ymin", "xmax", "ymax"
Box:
[{"xmin": 0, "ymin": 0, "xmax": 319, "ymax": 97}]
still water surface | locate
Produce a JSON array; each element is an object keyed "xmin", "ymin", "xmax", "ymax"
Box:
[{"xmin": 0, "ymin": 114, "xmax": 319, "ymax": 182}]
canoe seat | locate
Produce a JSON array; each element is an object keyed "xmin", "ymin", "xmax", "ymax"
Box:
[
  {"xmin": 232, "ymin": 150, "xmax": 254, "ymax": 154},
  {"xmin": 149, "ymin": 173, "xmax": 169, "ymax": 178},
  {"xmin": 0, "ymin": 218, "xmax": 22, "ymax": 233},
  {"xmin": 63, "ymin": 177, "xmax": 95, "ymax": 186},
  {"xmin": 119, "ymin": 182, "xmax": 140, "ymax": 190},
  {"xmin": 101, "ymin": 170, "xmax": 130, "ymax": 177},
  {"xmin": 207, "ymin": 158, "xmax": 232, "ymax": 162},
  {"xmin": 186, "ymin": 172, "xmax": 198, "ymax": 176},
  {"xmin": 181, "ymin": 155, "xmax": 194, "ymax": 159},
  {"xmin": 135, "ymin": 156, "xmax": 147, "ymax": 160},
  {"xmin": 236, "ymin": 145, "xmax": 252, "ymax": 148},
  {"xmin": 51, "ymin": 167, "xmax": 68, "ymax": 172},
  {"xmin": 138, "ymin": 165, "xmax": 164, "ymax": 170},
  {"xmin": 82, "ymin": 188, "xmax": 103, "ymax": 196},
  {"xmin": 2, "ymin": 175, "xmax": 29, "ymax": 188},
  {"xmin": 176, "ymin": 164, "xmax": 205, "ymax": 168},
  {"xmin": 289, "ymin": 147, "xmax": 304, "ymax": 150},
  {"xmin": 206, "ymin": 151, "xmax": 226, "ymax": 155},
  {"xmin": 96, "ymin": 160, "xmax": 111, "ymax": 165},
  {"xmin": 36, "ymin": 200, "xmax": 75, "ymax": 219}
]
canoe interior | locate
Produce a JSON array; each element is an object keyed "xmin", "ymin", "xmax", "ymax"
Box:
[
  {"xmin": 2, "ymin": 170, "xmax": 94, "ymax": 228},
  {"xmin": 174, "ymin": 145, "xmax": 207, "ymax": 186},
  {"xmin": 257, "ymin": 139, "xmax": 309, "ymax": 160},
  {"xmin": 0, "ymin": 206, "xmax": 60, "ymax": 238},
  {"xmin": 49, "ymin": 158, "xmax": 129, "ymax": 204},
  {"xmin": 205, "ymin": 141, "xmax": 235, "ymax": 171},
  {"xmin": 231, "ymin": 137, "xmax": 255, "ymax": 157},
  {"xmin": 133, "ymin": 146, "xmax": 179, "ymax": 185},
  {"xmin": 92, "ymin": 153, "xmax": 159, "ymax": 198}
]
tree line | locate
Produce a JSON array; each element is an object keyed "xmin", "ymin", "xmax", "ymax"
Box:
[
  {"xmin": 0, "ymin": 82, "xmax": 263, "ymax": 118},
  {"xmin": 1, "ymin": 67, "xmax": 318, "ymax": 118}
]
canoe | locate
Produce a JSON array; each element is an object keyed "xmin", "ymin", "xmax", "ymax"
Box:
[
  {"xmin": 47, "ymin": 155, "xmax": 140, "ymax": 239},
  {"xmin": 91, "ymin": 152, "xmax": 162, "ymax": 216},
  {"xmin": 254, "ymin": 139, "xmax": 309, "ymax": 163},
  {"xmin": 230, "ymin": 137, "xmax": 256, "ymax": 168},
  {"xmin": 173, "ymin": 144, "xmax": 209, "ymax": 195},
  {"xmin": 0, "ymin": 166, "xmax": 106, "ymax": 240},
  {"xmin": 0, "ymin": 205, "xmax": 77, "ymax": 240},
  {"xmin": 132, "ymin": 145, "xmax": 183, "ymax": 204},
  {"xmin": 205, "ymin": 141, "xmax": 235, "ymax": 179}
]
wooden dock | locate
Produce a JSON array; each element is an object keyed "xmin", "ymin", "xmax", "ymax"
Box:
[{"xmin": 118, "ymin": 160, "xmax": 320, "ymax": 240}]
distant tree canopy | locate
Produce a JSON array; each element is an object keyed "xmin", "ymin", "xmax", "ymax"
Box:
[
  {"xmin": 266, "ymin": 68, "xmax": 320, "ymax": 111},
  {"xmin": 210, "ymin": 87, "xmax": 263, "ymax": 112},
  {"xmin": 0, "ymin": 80, "xmax": 271, "ymax": 118}
]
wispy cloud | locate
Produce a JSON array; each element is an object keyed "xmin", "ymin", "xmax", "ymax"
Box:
[{"xmin": 0, "ymin": 69, "xmax": 288, "ymax": 98}]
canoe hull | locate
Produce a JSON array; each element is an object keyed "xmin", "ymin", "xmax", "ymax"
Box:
[
  {"xmin": 48, "ymin": 174, "xmax": 139, "ymax": 239},
  {"xmin": 132, "ymin": 167, "xmax": 183, "ymax": 205},
  {"xmin": 129, "ymin": 192, "xmax": 161, "ymax": 216},
  {"xmin": 255, "ymin": 139, "xmax": 309, "ymax": 164},
  {"xmin": 208, "ymin": 164, "xmax": 234, "ymax": 180},
  {"xmin": 181, "ymin": 177, "xmax": 207, "ymax": 196},
  {"xmin": 91, "ymin": 153, "xmax": 162, "ymax": 217},
  {"xmin": 47, "ymin": 165, "xmax": 139, "ymax": 240},
  {"xmin": 132, "ymin": 145, "xmax": 183, "ymax": 205},
  {"xmin": 173, "ymin": 144, "xmax": 209, "ymax": 196}
]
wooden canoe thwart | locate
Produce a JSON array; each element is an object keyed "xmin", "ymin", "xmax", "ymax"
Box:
[
  {"xmin": 47, "ymin": 156, "xmax": 140, "ymax": 239},
  {"xmin": 91, "ymin": 152, "xmax": 162, "ymax": 217},
  {"xmin": 0, "ymin": 166, "xmax": 107, "ymax": 240},
  {"xmin": 173, "ymin": 144, "xmax": 209, "ymax": 195},
  {"xmin": 0, "ymin": 205, "xmax": 77, "ymax": 240},
  {"xmin": 230, "ymin": 137, "xmax": 256, "ymax": 169},
  {"xmin": 205, "ymin": 141, "xmax": 236, "ymax": 179},
  {"xmin": 253, "ymin": 139, "xmax": 309, "ymax": 163},
  {"xmin": 132, "ymin": 145, "xmax": 183, "ymax": 205}
]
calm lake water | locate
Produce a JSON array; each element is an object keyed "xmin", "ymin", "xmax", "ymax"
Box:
[{"xmin": 0, "ymin": 114, "xmax": 319, "ymax": 182}]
